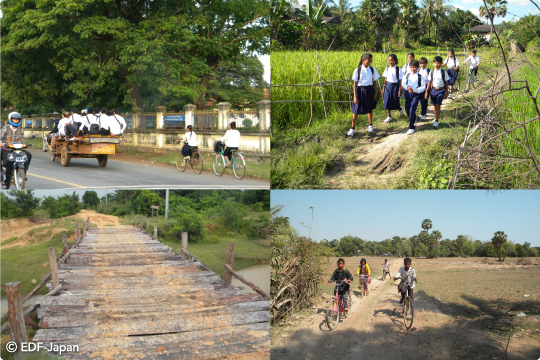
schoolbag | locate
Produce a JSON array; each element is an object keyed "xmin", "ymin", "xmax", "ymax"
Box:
[
  {"xmin": 113, "ymin": 115, "xmax": 122, "ymax": 127},
  {"xmin": 405, "ymin": 73, "xmax": 422, "ymax": 87},
  {"xmin": 429, "ymin": 69, "xmax": 446, "ymax": 83}
]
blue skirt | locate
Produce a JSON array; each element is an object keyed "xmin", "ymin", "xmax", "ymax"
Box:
[
  {"xmin": 351, "ymin": 86, "xmax": 376, "ymax": 115},
  {"xmin": 383, "ymin": 82, "xmax": 401, "ymax": 110},
  {"xmin": 447, "ymin": 69, "xmax": 458, "ymax": 85},
  {"xmin": 430, "ymin": 88, "xmax": 446, "ymax": 106}
]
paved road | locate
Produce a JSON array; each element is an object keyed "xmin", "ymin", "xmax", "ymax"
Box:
[{"xmin": 23, "ymin": 149, "xmax": 269, "ymax": 189}]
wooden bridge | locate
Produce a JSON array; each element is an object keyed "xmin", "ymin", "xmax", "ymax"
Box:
[{"xmin": 27, "ymin": 222, "xmax": 270, "ymax": 359}]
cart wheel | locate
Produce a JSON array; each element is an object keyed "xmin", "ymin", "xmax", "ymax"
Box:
[
  {"xmin": 61, "ymin": 146, "xmax": 71, "ymax": 167},
  {"xmin": 97, "ymin": 155, "xmax": 108, "ymax": 167}
]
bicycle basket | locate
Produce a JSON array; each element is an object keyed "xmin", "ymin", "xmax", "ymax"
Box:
[{"xmin": 213, "ymin": 140, "xmax": 223, "ymax": 154}]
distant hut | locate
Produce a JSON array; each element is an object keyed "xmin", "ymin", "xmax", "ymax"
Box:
[
  {"xmin": 321, "ymin": 16, "xmax": 341, "ymax": 25},
  {"xmin": 470, "ymin": 24, "xmax": 494, "ymax": 42}
]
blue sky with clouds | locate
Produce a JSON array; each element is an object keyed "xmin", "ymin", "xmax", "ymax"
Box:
[{"xmin": 271, "ymin": 190, "xmax": 540, "ymax": 246}]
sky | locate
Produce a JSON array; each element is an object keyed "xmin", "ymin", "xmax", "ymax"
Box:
[{"xmin": 271, "ymin": 190, "xmax": 540, "ymax": 246}]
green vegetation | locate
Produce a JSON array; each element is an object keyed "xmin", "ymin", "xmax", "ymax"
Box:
[{"xmin": 0, "ymin": 191, "xmax": 40, "ymax": 219}]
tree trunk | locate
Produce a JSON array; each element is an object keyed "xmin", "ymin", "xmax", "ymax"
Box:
[
  {"xmin": 434, "ymin": 24, "xmax": 438, "ymax": 46},
  {"xmin": 194, "ymin": 55, "xmax": 220, "ymax": 110},
  {"xmin": 428, "ymin": 24, "xmax": 431, "ymax": 40},
  {"xmin": 375, "ymin": 23, "xmax": 382, "ymax": 51}
]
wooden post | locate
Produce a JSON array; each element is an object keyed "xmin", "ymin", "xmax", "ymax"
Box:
[
  {"xmin": 62, "ymin": 234, "xmax": 68, "ymax": 255},
  {"xmin": 154, "ymin": 223, "xmax": 157, "ymax": 240},
  {"xmin": 76, "ymin": 223, "xmax": 80, "ymax": 242},
  {"xmin": 5, "ymin": 282, "xmax": 28, "ymax": 345},
  {"xmin": 49, "ymin": 247, "xmax": 59, "ymax": 288},
  {"xmin": 139, "ymin": 219, "xmax": 143, "ymax": 231},
  {"xmin": 83, "ymin": 219, "xmax": 87, "ymax": 237},
  {"xmin": 134, "ymin": 216, "xmax": 137, "ymax": 228},
  {"xmin": 224, "ymin": 243, "xmax": 235, "ymax": 286},
  {"xmin": 146, "ymin": 219, "xmax": 149, "ymax": 235},
  {"xmin": 86, "ymin": 217, "xmax": 90, "ymax": 231},
  {"xmin": 181, "ymin": 232, "xmax": 188, "ymax": 252}
]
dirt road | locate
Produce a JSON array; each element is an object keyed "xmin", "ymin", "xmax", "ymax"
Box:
[{"xmin": 271, "ymin": 258, "xmax": 538, "ymax": 360}]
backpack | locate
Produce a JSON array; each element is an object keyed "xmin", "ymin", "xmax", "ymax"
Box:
[
  {"xmin": 406, "ymin": 73, "xmax": 422, "ymax": 88},
  {"xmin": 429, "ymin": 69, "xmax": 446, "ymax": 83}
]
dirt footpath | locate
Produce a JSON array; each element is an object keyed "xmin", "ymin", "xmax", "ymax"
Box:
[{"xmin": 272, "ymin": 258, "xmax": 539, "ymax": 360}]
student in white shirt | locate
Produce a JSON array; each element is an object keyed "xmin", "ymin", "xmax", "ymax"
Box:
[
  {"xmin": 59, "ymin": 111, "xmax": 78, "ymax": 138},
  {"xmin": 347, "ymin": 53, "xmax": 380, "ymax": 136},
  {"xmin": 70, "ymin": 108, "xmax": 83, "ymax": 131},
  {"xmin": 382, "ymin": 259, "xmax": 391, "ymax": 279},
  {"xmin": 394, "ymin": 257, "xmax": 417, "ymax": 306},
  {"xmin": 425, "ymin": 56, "xmax": 448, "ymax": 128},
  {"xmin": 111, "ymin": 107, "xmax": 127, "ymax": 134},
  {"xmin": 219, "ymin": 121, "xmax": 241, "ymax": 168},
  {"xmin": 463, "ymin": 49, "xmax": 480, "ymax": 79},
  {"xmin": 98, "ymin": 107, "xmax": 111, "ymax": 135},
  {"xmin": 442, "ymin": 50, "xmax": 459, "ymax": 99},
  {"xmin": 403, "ymin": 60, "xmax": 426, "ymax": 135},
  {"xmin": 77, "ymin": 107, "xmax": 92, "ymax": 135},
  {"xmin": 418, "ymin": 57, "xmax": 431, "ymax": 121},
  {"xmin": 180, "ymin": 125, "xmax": 198, "ymax": 159},
  {"xmin": 401, "ymin": 53, "xmax": 415, "ymax": 79},
  {"xmin": 381, "ymin": 54, "xmax": 405, "ymax": 123}
]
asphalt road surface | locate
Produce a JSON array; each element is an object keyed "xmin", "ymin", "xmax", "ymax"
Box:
[{"xmin": 22, "ymin": 149, "xmax": 269, "ymax": 190}]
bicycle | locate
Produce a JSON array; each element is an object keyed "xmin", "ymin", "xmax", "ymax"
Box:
[
  {"xmin": 326, "ymin": 280, "xmax": 351, "ymax": 330},
  {"xmin": 213, "ymin": 141, "xmax": 246, "ymax": 180},
  {"xmin": 398, "ymin": 281, "xmax": 415, "ymax": 330},
  {"xmin": 358, "ymin": 275, "xmax": 368, "ymax": 297},
  {"xmin": 175, "ymin": 143, "xmax": 203, "ymax": 174},
  {"xmin": 381, "ymin": 268, "xmax": 390, "ymax": 281},
  {"xmin": 465, "ymin": 67, "xmax": 479, "ymax": 92}
]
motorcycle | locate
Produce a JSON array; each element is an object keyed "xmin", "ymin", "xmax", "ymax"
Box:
[{"xmin": 1, "ymin": 142, "xmax": 32, "ymax": 190}]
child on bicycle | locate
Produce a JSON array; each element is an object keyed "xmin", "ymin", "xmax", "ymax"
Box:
[
  {"xmin": 394, "ymin": 257, "xmax": 417, "ymax": 305},
  {"xmin": 356, "ymin": 258, "xmax": 371, "ymax": 294},
  {"xmin": 328, "ymin": 258, "xmax": 353, "ymax": 311},
  {"xmin": 463, "ymin": 49, "xmax": 480, "ymax": 80},
  {"xmin": 219, "ymin": 121, "xmax": 241, "ymax": 168},
  {"xmin": 180, "ymin": 125, "xmax": 198, "ymax": 160},
  {"xmin": 382, "ymin": 259, "xmax": 391, "ymax": 279}
]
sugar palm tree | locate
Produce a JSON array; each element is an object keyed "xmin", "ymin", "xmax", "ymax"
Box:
[
  {"xmin": 421, "ymin": 219, "xmax": 433, "ymax": 234},
  {"xmin": 329, "ymin": 0, "xmax": 356, "ymax": 19},
  {"xmin": 491, "ymin": 231, "xmax": 508, "ymax": 261},
  {"xmin": 479, "ymin": 0, "xmax": 507, "ymax": 24},
  {"xmin": 361, "ymin": 0, "xmax": 399, "ymax": 51},
  {"xmin": 421, "ymin": 0, "xmax": 436, "ymax": 40},
  {"xmin": 397, "ymin": 0, "xmax": 419, "ymax": 48}
]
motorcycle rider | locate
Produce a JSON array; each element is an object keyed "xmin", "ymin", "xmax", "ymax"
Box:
[{"xmin": 0, "ymin": 112, "xmax": 32, "ymax": 189}]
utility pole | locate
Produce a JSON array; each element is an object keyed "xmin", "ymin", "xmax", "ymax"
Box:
[{"xmin": 165, "ymin": 189, "xmax": 169, "ymax": 219}]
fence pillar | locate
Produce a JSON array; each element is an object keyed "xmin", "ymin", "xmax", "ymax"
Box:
[
  {"xmin": 224, "ymin": 243, "xmax": 235, "ymax": 286},
  {"xmin": 49, "ymin": 247, "xmax": 59, "ymax": 288},
  {"xmin": 183, "ymin": 104, "xmax": 196, "ymax": 128},
  {"xmin": 133, "ymin": 112, "xmax": 141, "ymax": 129},
  {"xmin": 257, "ymin": 100, "xmax": 271, "ymax": 131},
  {"xmin": 153, "ymin": 223, "xmax": 158, "ymax": 240},
  {"xmin": 155, "ymin": 106, "xmax": 166, "ymax": 130},
  {"xmin": 217, "ymin": 102, "xmax": 232, "ymax": 130},
  {"xmin": 5, "ymin": 282, "xmax": 28, "ymax": 346},
  {"xmin": 62, "ymin": 234, "xmax": 68, "ymax": 255},
  {"xmin": 146, "ymin": 219, "xmax": 149, "ymax": 235}
]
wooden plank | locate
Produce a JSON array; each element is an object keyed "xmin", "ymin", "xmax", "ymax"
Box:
[
  {"xmin": 224, "ymin": 243, "xmax": 234, "ymax": 286},
  {"xmin": 153, "ymin": 223, "xmax": 157, "ymax": 240},
  {"xmin": 62, "ymin": 234, "xmax": 68, "ymax": 255},
  {"xmin": 5, "ymin": 282, "xmax": 28, "ymax": 344},
  {"xmin": 49, "ymin": 247, "xmax": 59, "ymax": 288}
]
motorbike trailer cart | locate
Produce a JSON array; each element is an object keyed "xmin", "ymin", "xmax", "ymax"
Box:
[{"xmin": 48, "ymin": 135, "xmax": 121, "ymax": 167}]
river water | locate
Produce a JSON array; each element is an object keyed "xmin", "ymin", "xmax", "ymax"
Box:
[
  {"xmin": 1, "ymin": 295, "xmax": 43, "ymax": 318},
  {"xmin": 231, "ymin": 264, "xmax": 270, "ymax": 296}
]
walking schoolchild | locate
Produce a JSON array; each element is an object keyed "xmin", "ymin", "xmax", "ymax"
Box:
[
  {"xmin": 328, "ymin": 258, "xmax": 353, "ymax": 311},
  {"xmin": 443, "ymin": 50, "xmax": 459, "ymax": 99},
  {"xmin": 347, "ymin": 53, "xmax": 380, "ymax": 136},
  {"xmin": 381, "ymin": 54, "xmax": 404, "ymax": 123},
  {"xmin": 356, "ymin": 258, "xmax": 371, "ymax": 294},
  {"xmin": 425, "ymin": 56, "xmax": 448, "ymax": 128},
  {"xmin": 382, "ymin": 259, "xmax": 391, "ymax": 279},
  {"xmin": 464, "ymin": 49, "xmax": 480, "ymax": 79},
  {"xmin": 418, "ymin": 57, "xmax": 431, "ymax": 121},
  {"xmin": 403, "ymin": 60, "xmax": 426, "ymax": 135}
]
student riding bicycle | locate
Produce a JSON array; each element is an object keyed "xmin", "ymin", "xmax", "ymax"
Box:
[
  {"xmin": 218, "ymin": 121, "xmax": 241, "ymax": 168},
  {"xmin": 394, "ymin": 257, "xmax": 417, "ymax": 306},
  {"xmin": 328, "ymin": 258, "xmax": 353, "ymax": 311}
]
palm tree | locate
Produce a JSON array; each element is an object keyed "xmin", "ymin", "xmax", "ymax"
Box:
[
  {"xmin": 360, "ymin": 0, "xmax": 399, "ymax": 51},
  {"xmin": 421, "ymin": 219, "xmax": 433, "ymax": 234},
  {"xmin": 397, "ymin": 0, "xmax": 419, "ymax": 48},
  {"xmin": 329, "ymin": 0, "xmax": 355, "ymax": 19},
  {"xmin": 491, "ymin": 231, "xmax": 508, "ymax": 261},
  {"xmin": 421, "ymin": 0, "xmax": 436, "ymax": 40},
  {"xmin": 391, "ymin": 236, "xmax": 402, "ymax": 257},
  {"xmin": 432, "ymin": 0, "xmax": 447, "ymax": 46},
  {"xmin": 479, "ymin": 0, "xmax": 507, "ymax": 24}
]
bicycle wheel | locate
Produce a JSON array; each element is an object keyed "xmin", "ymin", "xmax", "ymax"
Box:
[
  {"xmin": 452, "ymin": 79, "xmax": 460, "ymax": 100},
  {"xmin": 192, "ymin": 151, "xmax": 203, "ymax": 174},
  {"xmin": 14, "ymin": 167, "xmax": 26, "ymax": 190},
  {"xmin": 403, "ymin": 297, "xmax": 414, "ymax": 330},
  {"xmin": 326, "ymin": 299, "xmax": 340, "ymax": 330},
  {"xmin": 473, "ymin": 77, "xmax": 479, "ymax": 89},
  {"xmin": 213, "ymin": 154, "xmax": 226, "ymax": 176},
  {"xmin": 465, "ymin": 77, "xmax": 470, "ymax": 92},
  {"xmin": 175, "ymin": 151, "xmax": 187, "ymax": 172},
  {"xmin": 232, "ymin": 152, "xmax": 246, "ymax": 180}
]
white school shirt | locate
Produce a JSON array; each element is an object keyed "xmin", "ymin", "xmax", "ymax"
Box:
[
  {"xmin": 182, "ymin": 131, "xmax": 198, "ymax": 146},
  {"xmin": 402, "ymin": 63, "xmax": 413, "ymax": 77},
  {"xmin": 220, "ymin": 129, "xmax": 241, "ymax": 148},
  {"xmin": 383, "ymin": 262, "xmax": 390, "ymax": 270},
  {"xmin": 464, "ymin": 55, "xmax": 480, "ymax": 69},
  {"xmin": 70, "ymin": 113, "xmax": 82, "ymax": 125},
  {"xmin": 113, "ymin": 114, "xmax": 127, "ymax": 133},
  {"xmin": 58, "ymin": 118, "xmax": 70, "ymax": 136},
  {"xmin": 404, "ymin": 72, "xmax": 426, "ymax": 93},
  {"xmin": 382, "ymin": 66, "xmax": 404, "ymax": 83},
  {"xmin": 351, "ymin": 65, "xmax": 380, "ymax": 86},
  {"xmin": 429, "ymin": 68, "xmax": 448, "ymax": 88},
  {"xmin": 418, "ymin": 67, "xmax": 431, "ymax": 86},
  {"xmin": 444, "ymin": 57, "xmax": 459, "ymax": 69},
  {"xmin": 96, "ymin": 114, "xmax": 110, "ymax": 130},
  {"xmin": 395, "ymin": 267, "xmax": 416, "ymax": 289}
]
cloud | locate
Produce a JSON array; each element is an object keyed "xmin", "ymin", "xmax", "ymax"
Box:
[
  {"xmin": 469, "ymin": 8, "xmax": 480, "ymax": 16},
  {"xmin": 453, "ymin": 4, "xmax": 466, "ymax": 10},
  {"xmin": 507, "ymin": 0, "xmax": 530, "ymax": 5},
  {"xmin": 462, "ymin": 0, "xmax": 481, "ymax": 3}
]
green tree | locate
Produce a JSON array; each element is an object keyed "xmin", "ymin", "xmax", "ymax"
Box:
[
  {"xmin": 479, "ymin": 0, "xmax": 507, "ymax": 24},
  {"xmin": 391, "ymin": 236, "xmax": 402, "ymax": 257},
  {"xmin": 359, "ymin": 0, "xmax": 398, "ymax": 51},
  {"xmin": 491, "ymin": 231, "xmax": 508, "ymax": 261},
  {"xmin": 4, "ymin": 190, "xmax": 40, "ymax": 218},
  {"xmin": 397, "ymin": 0, "xmax": 419, "ymax": 48},
  {"xmin": 82, "ymin": 191, "xmax": 100, "ymax": 209},
  {"xmin": 219, "ymin": 198, "xmax": 246, "ymax": 231},
  {"xmin": 421, "ymin": 219, "xmax": 433, "ymax": 234},
  {"xmin": 329, "ymin": 0, "xmax": 355, "ymax": 18},
  {"xmin": 132, "ymin": 190, "xmax": 162, "ymax": 216}
]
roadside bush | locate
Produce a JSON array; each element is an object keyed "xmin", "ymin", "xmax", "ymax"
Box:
[
  {"xmin": 418, "ymin": 36, "xmax": 434, "ymax": 47},
  {"xmin": 167, "ymin": 211, "xmax": 205, "ymax": 243}
]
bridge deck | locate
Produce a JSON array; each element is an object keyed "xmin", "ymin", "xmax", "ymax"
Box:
[{"xmin": 33, "ymin": 227, "xmax": 270, "ymax": 359}]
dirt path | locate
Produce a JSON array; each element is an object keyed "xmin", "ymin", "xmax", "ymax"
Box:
[
  {"xmin": 66, "ymin": 209, "xmax": 122, "ymax": 227},
  {"xmin": 271, "ymin": 258, "xmax": 537, "ymax": 360},
  {"xmin": 1, "ymin": 217, "xmax": 50, "ymax": 241}
]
